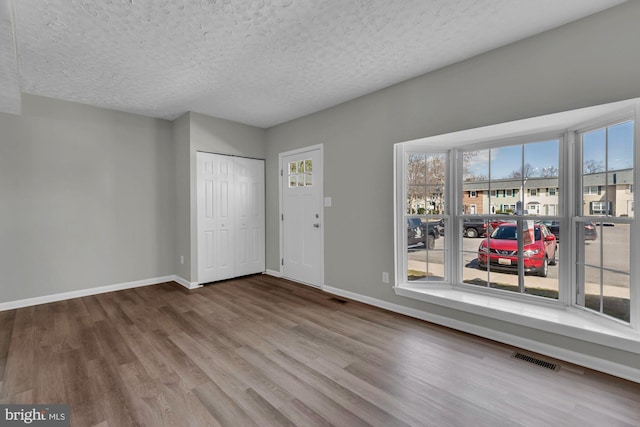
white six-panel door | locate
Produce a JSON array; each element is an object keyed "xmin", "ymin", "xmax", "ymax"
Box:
[
  {"xmin": 197, "ymin": 152, "xmax": 264, "ymax": 284},
  {"xmin": 234, "ymin": 156, "xmax": 265, "ymax": 277}
]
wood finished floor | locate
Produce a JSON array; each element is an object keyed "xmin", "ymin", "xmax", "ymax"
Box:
[{"xmin": 1, "ymin": 275, "xmax": 639, "ymax": 427}]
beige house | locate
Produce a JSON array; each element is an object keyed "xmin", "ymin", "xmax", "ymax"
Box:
[
  {"xmin": 462, "ymin": 170, "xmax": 634, "ymax": 217},
  {"xmin": 582, "ymin": 169, "xmax": 634, "ymax": 217},
  {"xmin": 462, "ymin": 177, "xmax": 559, "ymax": 216}
]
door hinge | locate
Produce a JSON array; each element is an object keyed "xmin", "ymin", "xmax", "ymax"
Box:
[{"xmin": 281, "ymin": 258, "xmax": 284, "ymax": 266}]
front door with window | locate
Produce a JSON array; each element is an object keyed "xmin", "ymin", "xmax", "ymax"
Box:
[{"xmin": 280, "ymin": 146, "xmax": 323, "ymax": 287}]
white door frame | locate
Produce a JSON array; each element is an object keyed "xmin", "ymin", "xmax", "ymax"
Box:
[{"xmin": 278, "ymin": 144, "xmax": 324, "ymax": 288}]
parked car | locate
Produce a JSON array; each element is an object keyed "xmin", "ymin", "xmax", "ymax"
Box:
[
  {"xmin": 477, "ymin": 223, "xmax": 557, "ymax": 277},
  {"xmin": 539, "ymin": 220, "xmax": 597, "ymax": 241},
  {"xmin": 407, "ymin": 218, "xmax": 440, "ymax": 249},
  {"xmin": 462, "ymin": 218, "xmax": 487, "ymax": 238}
]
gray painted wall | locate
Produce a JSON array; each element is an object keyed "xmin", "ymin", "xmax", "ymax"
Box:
[
  {"xmin": 173, "ymin": 113, "xmax": 191, "ymax": 281},
  {"xmin": 264, "ymin": 1, "xmax": 640, "ymax": 371},
  {"xmin": 0, "ymin": 94, "xmax": 176, "ymax": 303}
]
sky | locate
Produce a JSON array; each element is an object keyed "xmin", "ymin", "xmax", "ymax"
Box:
[
  {"xmin": 465, "ymin": 139, "xmax": 560, "ymax": 180},
  {"xmin": 464, "ymin": 120, "xmax": 634, "ymax": 180},
  {"xmin": 583, "ymin": 120, "xmax": 634, "ymax": 172}
]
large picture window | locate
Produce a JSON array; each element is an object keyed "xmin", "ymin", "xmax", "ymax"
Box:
[
  {"xmin": 460, "ymin": 139, "xmax": 560, "ymax": 299},
  {"xmin": 395, "ymin": 105, "xmax": 637, "ymax": 333}
]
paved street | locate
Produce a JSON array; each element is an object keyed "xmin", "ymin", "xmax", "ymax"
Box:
[{"xmin": 408, "ymin": 223, "xmax": 630, "ymax": 299}]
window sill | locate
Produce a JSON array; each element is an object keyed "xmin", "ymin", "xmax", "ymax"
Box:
[{"xmin": 394, "ymin": 283, "xmax": 640, "ymax": 354}]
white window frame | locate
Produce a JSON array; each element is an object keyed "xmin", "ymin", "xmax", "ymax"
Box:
[
  {"xmin": 394, "ymin": 99, "xmax": 640, "ymax": 360},
  {"xmin": 505, "ymin": 189, "xmax": 513, "ymax": 197},
  {"xmin": 549, "ymin": 188, "xmax": 557, "ymax": 196},
  {"xmin": 395, "ymin": 148, "xmax": 450, "ymax": 285},
  {"xmin": 470, "ymin": 190, "xmax": 477, "ymax": 198}
]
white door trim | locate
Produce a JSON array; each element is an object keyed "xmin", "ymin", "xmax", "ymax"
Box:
[{"xmin": 278, "ymin": 144, "xmax": 324, "ymax": 288}]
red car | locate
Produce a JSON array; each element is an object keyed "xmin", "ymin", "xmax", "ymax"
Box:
[{"xmin": 477, "ymin": 223, "xmax": 557, "ymax": 277}]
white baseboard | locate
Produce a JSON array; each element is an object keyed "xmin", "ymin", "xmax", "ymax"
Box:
[
  {"xmin": 264, "ymin": 269, "xmax": 283, "ymax": 278},
  {"xmin": 173, "ymin": 275, "xmax": 202, "ymax": 290},
  {"xmin": 322, "ymin": 285, "xmax": 640, "ymax": 384},
  {"xmin": 0, "ymin": 275, "xmax": 177, "ymax": 312}
]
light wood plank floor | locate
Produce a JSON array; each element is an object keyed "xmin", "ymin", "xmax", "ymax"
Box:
[{"xmin": 1, "ymin": 275, "xmax": 639, "ymax": 426}]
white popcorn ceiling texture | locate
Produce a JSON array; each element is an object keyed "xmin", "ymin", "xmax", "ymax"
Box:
[{"xmin": 6, "ymin": 0, "xmax": 627, "ymax": 127}]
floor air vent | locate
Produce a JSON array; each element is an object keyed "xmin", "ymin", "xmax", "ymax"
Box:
[
  {"xmin": 512, "ymin": 352, "xmax": 559, "ymax": 371},
  {"xmin": 328, "ymin": 297, "xmax": 348, "ymax": 304}
]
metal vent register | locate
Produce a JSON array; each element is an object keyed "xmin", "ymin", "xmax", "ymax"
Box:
[{"xmin": 512, "ymin": 352, "xmax": 559, "ymax": 371}]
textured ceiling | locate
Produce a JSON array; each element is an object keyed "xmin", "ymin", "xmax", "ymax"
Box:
[{"xmin": 2, "ymin": 0, "xmax": 627, "ymax": 127}]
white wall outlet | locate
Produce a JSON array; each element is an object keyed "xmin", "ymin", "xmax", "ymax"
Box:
[
  {"xmin": 180, "ymin": 256, "xmax": 184, "ymax": 265},
  {"xmin": 382, "ymin": 271, "xmax": 389, "ymax": 283}
]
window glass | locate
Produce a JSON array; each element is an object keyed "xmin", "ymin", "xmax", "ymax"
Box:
[
  {"xmin": 524, "ymin": 140, "xmax": 559, "ymax": 216},
  {"xmin": 406, "ymin": 153, "xmax": 447, "ymax": 282},
  {"xmin": 463, "ymin": 218, "xmax": 558, "ymax": 299},
  {"xmin": 407, "ymin": 154, "xmax": 445, "ymax": 214},
  {"xmin": 462, "ymin": 149, "xmax": 489, "ymax": 214},
  {"xmin": 463, "ymin": 141, "xmax": 559, "ymax": 217},
  {"xmin": 407, "ymin": 217, "xmax": 446, "ymax": 282},
  {"xmin": 577, "ymin": 120, "xmax": 634, "ymax": 322},
  {"xmin": 576, "ymin": 222, "xmax": 630, "ymax": 322}
]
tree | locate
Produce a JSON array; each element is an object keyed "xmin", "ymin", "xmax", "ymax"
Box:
[
  {"xmin": 463, "ymin": 151, "xmax": 488, "ymax": 181},
  {"xmin": 540, "ymin": 166, "xmax": 558, "ymax": 177},
  {"xmin": 508, "ymin": 163, "xmax": 534, "ymax": 179},
  {"xmin": 406, "ymin": 154, "xmax": 445, "ymax": 214},
  {"xmin": 584, "ymin": 160, "xmax": 605, "ymax": 174}
]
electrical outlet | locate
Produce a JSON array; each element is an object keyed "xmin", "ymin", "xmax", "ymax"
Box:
[{"xmin": 382, "ymin": 272, "xmax": 389, "ymax": 283}]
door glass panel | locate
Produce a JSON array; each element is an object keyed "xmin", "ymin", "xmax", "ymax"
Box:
[{"xmin": 288, "ymin": 159, "xmax": 314, "ymax": 188}]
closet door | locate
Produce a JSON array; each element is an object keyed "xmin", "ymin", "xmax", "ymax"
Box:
[
  {"xmin": 197, "ymin": 152, "xmax": 235, "ymax": 283},
  {"xmin": 234, "ymin": 157, "xmax": 265, "ymax": 276}
]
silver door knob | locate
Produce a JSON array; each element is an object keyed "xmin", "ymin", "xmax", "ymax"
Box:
[{"xmin": 313, "ymin": 223, "xmax": 320, "ymax": 228}]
